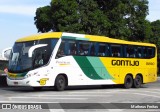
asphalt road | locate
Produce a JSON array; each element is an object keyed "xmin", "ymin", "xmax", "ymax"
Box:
[{"xmin": 0, "ymin": 78, "xmax": 160, "ymax": 112}]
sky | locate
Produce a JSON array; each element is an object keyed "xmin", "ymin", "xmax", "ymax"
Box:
[{"xmin": 0, "ymin": 0, "xmax": 160, "ymax": 53}]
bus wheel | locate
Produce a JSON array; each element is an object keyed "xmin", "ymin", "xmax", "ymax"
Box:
[
  {"xmin": 133, "ymin": 75, "xmax": 142, "ymax": 88},
  {"xmin": 33, "ymin": 87, "xmax": 42, "ymax": 91},
  {"xmin": 124, "ymin": 75, "xmax": 133, "ymax": 89},
  {"xmin": 55, "ymin": 75, "xmax": 66, "ymax": 91}
]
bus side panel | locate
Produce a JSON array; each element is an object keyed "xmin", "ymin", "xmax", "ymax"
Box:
[
  {"xmin": 99, "ymin": 57, "xmax": 120, "ymax": 84},
  {"xmin": 54, "ymin": 56, "xmax": 116, "ymax": 86},
  {"xmin": 148, "ymin": 68, "xmax": 157, "ymax": 82},
  {"xmin": 119, "ymin": 68, "xmax": 135, "ymax": 84}
]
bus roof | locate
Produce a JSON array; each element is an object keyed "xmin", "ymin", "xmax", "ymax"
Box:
[
  {"xmin": 16, "ymin": 32, "xmax": 62, "ymax": 42},
  {"xmin": 16, "ymin": 32, "xmax": 155, "ymax": 47}
]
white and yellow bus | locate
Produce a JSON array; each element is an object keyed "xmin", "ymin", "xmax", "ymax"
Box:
[{"xmin": 7, "ymin": 32, "xmax": 157, "ymax": 91}]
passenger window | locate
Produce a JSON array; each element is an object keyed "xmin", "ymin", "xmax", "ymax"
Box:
[
  {"xmin": 126, "ymin": 46, "xmax": 135, "ymax": 58},
  {"xmin": 68, "ymin": 41, "xmax": 77, "ymax": 55},
  {"xmin": 98, "ymin": 43, "xmax": 107, "ymax": 56},
  {"xmin": 56, "ymin": 41, "xmax": 65, "ymax": 58},
  {"xmin": 78, "ymin": 42, "xmax": 90, "ymax": 56},
  {"xmin": 90, "ymin": 43, "xmax": 96, "ymax": 56},
  {"xmin": 135, "ymin": 47, "xmax": 142, "ymax": 58},
  {"xmin": 148, "ymin": 47, "xmax": 155, "ymax": 58},
  {"xmin": 111, "ymin": 45, "xmax": 121, "ymax": 57},
  {"xmin": 143, "ymin": 47, "xmax": 147, "ymax": 58}
]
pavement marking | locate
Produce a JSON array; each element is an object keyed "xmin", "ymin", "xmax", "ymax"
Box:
[
  {"xmin": 31, "ymin": 95, "xmax": 112, "ymax": 97},
  {"xmin": 50, "ymin": 109, "xmax": 65, "ymax": 112},
  {"xmin": 66, "ymin": 90, "xmax": 129, "ymax": 94},
  {"xmin": 49, "ymin": 103, "xmax": 65, "ymax": 112},
  {"xmin": 0, "ymin": 101, "xmax": 58, "ymax": 103},
  {"xmin": 8, "ymin": 96, "xmax": 88, "ymax": 100},
  {"xmin": 133, "ymin": 93, "xmax": 160, "ymax": 98},
  {"xmin": 107, "ymin": 109, "xmax": 124, "ymax": 112}
]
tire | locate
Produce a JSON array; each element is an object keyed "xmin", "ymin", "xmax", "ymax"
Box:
[
  {"xmin": 33, "ymin": 87, "xmax": 42, "ymax": 91},
  {"xmin": 124, "ymin": 75, "xmax": 133, "ymax": 89},
  {"xmin": 55, "ymin": 75, "xmax": 66, "ymax": 91},
  {"xmin": 133, "ymin": 75, "xmax": 142, "ymax": 88}
]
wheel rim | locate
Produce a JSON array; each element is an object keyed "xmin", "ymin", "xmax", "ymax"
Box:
[
  {"xmin": 126, "ymin": 78, "xmax": 131, "ymax": 86},
  {"xmin": 135, "ymin": 77, "xmax": 141, "ymax": 86},
  {"xmin": 58, "ymin": 78, "xmax": 65, "ymax": 88}
]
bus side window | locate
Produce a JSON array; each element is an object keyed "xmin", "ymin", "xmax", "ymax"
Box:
[
  {"xmin": 147, "ymin": 47, "xmax": 155, "ymax": 58},
  {"xmin": 143, "ymin": 47, "xmax": 147, "ymax": 58},
  {"xmin": 68, "ymin": 41, "xmax": 77, "ymax": 55},
  {"xmin": 111, "ymin": 44, "xmax": 121, "ymax": 57},
  {"xmin": 126, "ymin": 46, "xmax": 135, "ymax": 58},
  {"xmin": 90, "ymin": 42, "xmax": 96, "ymax": 56},
  {"xmin": 56, "ymin": 41, "xmax": 65, "ymax": 58},
  {"xmin": 98, "ymin": 43, "xmax": 107, "ymax": 56},
  {"xmin": 78, "ymin": 41, "xmax": 90, "ymax": 56},
  {"xmin": 135, "ymin": 47, "xmax": 142, "ymax": 58}
]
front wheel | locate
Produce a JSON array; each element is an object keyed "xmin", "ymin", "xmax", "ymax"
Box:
[
  {"xmin": 55, "ymin": 75, "xmax": 66, "ymax": 91},
  {"xmin": 124, "ymin": 75, "xmax": 133, "ymax": 89},
  {"xmin": 133, "ymin": 75, "xmax": 142, "ymax": 88}
]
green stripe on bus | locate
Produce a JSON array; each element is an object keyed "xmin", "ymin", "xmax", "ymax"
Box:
[
  {"xmin": 87, "ymin": 57, "xmax": 113, "ymax": 79},
  {"xmin": 73, "ymin": 56, "xmax": 103, "ymax": 79},
  {"xmin": 73, "ymin": 56, "xmax": 113, "ymax": 80}
]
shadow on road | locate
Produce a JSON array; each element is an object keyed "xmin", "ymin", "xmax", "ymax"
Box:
[{"xmin": 0, "ymin": 84, "xmax": 149, "ymax": 93}]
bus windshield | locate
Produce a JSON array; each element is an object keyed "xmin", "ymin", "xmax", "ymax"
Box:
[{"xmin": 8, "ymin": 39, "xmax": 58, "ymax": 73}]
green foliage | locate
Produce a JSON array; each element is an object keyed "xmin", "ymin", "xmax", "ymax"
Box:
[
  {"xmin": 34, "ymin": 0, "xmax": 150, "ymax": 41},
  {"xmin": 34, "ymin": 0, "xmax": 160, "ymax": 45},
  {"xmin": 150, "ymin": 20, "xmax": 160, "ymax": 53},
  {"xmin": 34, "ymin": 6, "xmax": 52, "ymax": 32}
]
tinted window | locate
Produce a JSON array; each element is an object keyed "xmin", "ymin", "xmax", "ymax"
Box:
[
  {"xmin": 78, "ymin": 41, "xmax": 90, "ymax": 56},
  {"xmin": 148, "ymin": 47, "xmax": 155, "ymax": 58},
  {"xmin": 90, "ymin": 42, "xmax": 97, "ymax": 56},
  {"xmin": 68, "ymin": 41, "xmax": 77, "ymax": 55},
  {"xmin": 111, "ymin": 44, "xmax": 121, "ymax": 57},
  {"xmin": 56, "ymin": 40, "xmax": 66, "ymax": 58},
  {"xmin": 98, "ymin": 43, "xmax": 108, "ymax": 56},
  {"xmin": 125, "ymin": 46, "xmax": 135, "ymax": 58},
  {"xmin": 135, "ymin": 47, "xmax": 142, "ymax": 58}
]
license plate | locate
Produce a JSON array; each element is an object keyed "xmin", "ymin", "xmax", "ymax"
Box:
[{"xmin": 14, "ymin": 82, "xmax": 18, "ymax": 85}]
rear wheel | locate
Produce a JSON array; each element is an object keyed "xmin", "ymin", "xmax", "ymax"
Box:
[
  {"xmin": 133, "ymin": 75, "xmax": 142, "ymax": 88},
  {"xmin": 55, "ymin": 75, "xmax": 66, "ymax": 91},
  {"xmin": 124, "ymin": 75, "xmax": 133, "ymax": 89}
]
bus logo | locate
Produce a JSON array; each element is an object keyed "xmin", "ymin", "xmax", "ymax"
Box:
[
  {"xmin": 112, "ymin": 60, "xmax": 139, "ymax": 66},
  {"xmin": 39, "ymin": 78, "xmax": 49, "ymax": 85}
]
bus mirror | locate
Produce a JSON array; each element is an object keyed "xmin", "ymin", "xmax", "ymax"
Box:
[
  {"xmin": 28, "ymin": 44, "xmax": 47, "ymax": 57},
  {"xmin": 2, "ymin": 47, "xmax": 12, "ymax": 60}
]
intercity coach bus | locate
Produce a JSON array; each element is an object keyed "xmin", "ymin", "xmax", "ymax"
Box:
[{"xmin": 7, "ymin": 32, "xmax": 157, "ymax": 91}]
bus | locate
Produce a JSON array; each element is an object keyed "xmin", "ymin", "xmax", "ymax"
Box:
[{"xmin": 7, "ymin": 32, "xmax": 157, "ymax": 91}]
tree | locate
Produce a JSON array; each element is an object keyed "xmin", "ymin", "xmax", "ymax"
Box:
[
  {"xmin": 150, "ymin": 20, "xmax": 160, "ymax": 52},
  {"xmin": 77, "ymin": 0, "xmax": 110, "ymax": 35},
  {"xmin": 34, "ymin": 0, "xmax": 110, "ymax": 35},
  {"xmin": 34, "ymin": 0, "xmax": 81, "ymax": 33},
  {"xmin": 34, "ymin": 0, "xmax": 149, "ymax": 41},
  {"xmin": 96, "ymin": 0, "xmax": 149, "ymax": 40},
  {"xmin": 34, "ymin": 6, "xmax": 52, "ymax": 32}
]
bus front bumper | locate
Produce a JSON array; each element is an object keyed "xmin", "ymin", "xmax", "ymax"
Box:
[{"xmin": 7, "ymin": 77, "xmax": 44, "ymax": 87}]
